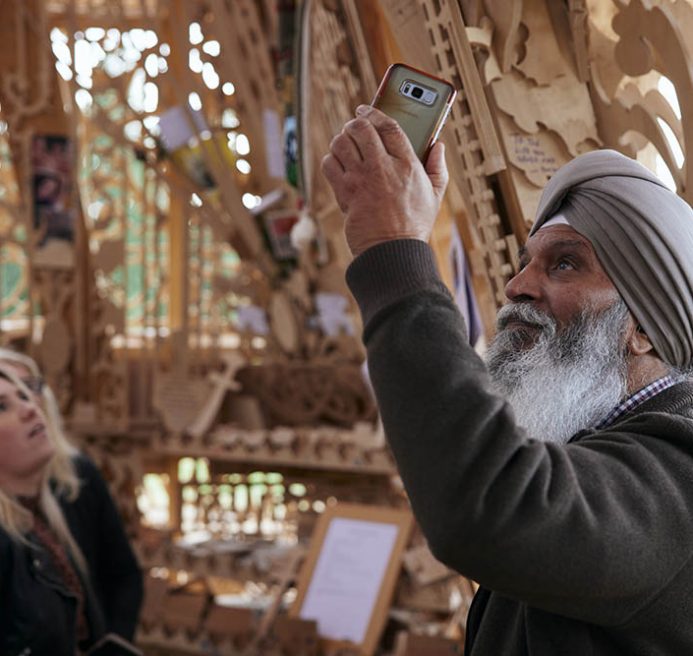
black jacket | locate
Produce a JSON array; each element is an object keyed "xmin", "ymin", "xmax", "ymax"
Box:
[
  {"xmin": 347, "ymin": 239, "xmax": 693, "ymax": 655},
  {"xmin": 0, "ymin": 454, "xmax": 143, "ymax": 656}
]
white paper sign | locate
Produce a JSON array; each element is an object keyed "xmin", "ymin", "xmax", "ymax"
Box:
[
  {"xmin": 236, "ymin": 305, "xmax": 269, "ymax": 335},
  {"xmin": 299, "ymin": 518, "xmax": 399, "ymax": 644},
  {"xmin": 158, "ymin": 106, "xmax": 209, "ymax": 151},
  {"xmin": 263, "ymin": 108, "xmax": 284, "ymax": 179},
  {"xmin": 315, "ymin": 292, "xmax": 355, "ymax": 337}
]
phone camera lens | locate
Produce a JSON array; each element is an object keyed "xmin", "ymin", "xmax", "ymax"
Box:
[{"xmin": 412, "ymin": 87, "xmax": 423, "ymax": 99}]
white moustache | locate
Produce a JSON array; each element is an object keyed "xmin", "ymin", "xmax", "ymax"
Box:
[{"xmin": 496, "ymin": 303, "xmax": 555, "ymax": 333}]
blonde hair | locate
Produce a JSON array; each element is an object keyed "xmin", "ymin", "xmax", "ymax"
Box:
[{"xmin": 0, "ymin": 349, "xmax": 88, "ymax": 576}]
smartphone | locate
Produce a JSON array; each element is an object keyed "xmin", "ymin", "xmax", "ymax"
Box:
[{"xmin": 371, "ymin": 63, "xmax": 457, "ymax": 162}]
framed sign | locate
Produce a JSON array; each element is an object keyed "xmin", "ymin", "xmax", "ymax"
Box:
[{"xmin": 291, "ymin": 503, "xmax": 413, "ymax": 655}]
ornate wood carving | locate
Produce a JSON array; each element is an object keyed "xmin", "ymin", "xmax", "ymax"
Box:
[
  {"xmin": 589, "ymin": 0, "xmax": 692, "ymax": 202},
  {"xmin": 0, "ymin": 0, "xmax": 83, "ymax": 406},
  {"xmin": 238, "ymin": 362, "xmax": 377, "ymax": 427},
  {"xmin": 378, "ymin": 0, "xmax": 515, "ymax": 321},
  {"xmin": 478, "ymin": 0, "xmax": 601, "ymax": 231}
]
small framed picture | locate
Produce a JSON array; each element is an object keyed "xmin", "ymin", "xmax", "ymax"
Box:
[
  {"xmin": 263, "ymin": 208, "xmax": 300, "ymax": 260},
  {"xmin": 290, "ymin": 503, "xmax": 413, "ymax": 655}
]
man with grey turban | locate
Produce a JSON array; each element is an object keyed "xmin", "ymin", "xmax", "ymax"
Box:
[
  {"xmin": 531, "ymin": 148, "xmax": 693, "ymax": 369},
  {"xmin": 323, "ymin": 105, "xmax": 693, "ymax": 655}
]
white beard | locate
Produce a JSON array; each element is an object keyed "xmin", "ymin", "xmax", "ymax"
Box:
[{"xmin": 484, "ymin": 300, "xmax": 630, "ymax": 444}]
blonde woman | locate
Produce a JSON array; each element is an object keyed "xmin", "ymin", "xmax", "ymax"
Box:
[{"xmin": 0, "ymin": 349, "xmax": 142, "ymax": 655}]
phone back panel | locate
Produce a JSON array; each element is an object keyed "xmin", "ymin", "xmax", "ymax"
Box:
[{"xmin": 373, "ymin": 64, "xmax": 456, "ymax": 160}]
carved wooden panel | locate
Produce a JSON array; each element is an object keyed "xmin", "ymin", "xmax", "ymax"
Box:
[
  {"xmin": 301, "ymin": 0, "xmax": 376, "ymax": 276},
  {"xmin": 0, "ymin": 0, "xmax": 82, "ymax": 405},
  {"xmin": 470, "ymin": 0, "xmax": 602, "ymax": 230},
  {"xmin": 379, "ymin": 0, "xmax": 515, "ymax": 314},
  {"xmin": 588, "ymin": 0, "xmax": 692, "ymax": 203}
]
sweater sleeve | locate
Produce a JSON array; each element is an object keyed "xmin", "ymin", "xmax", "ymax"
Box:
[{"xmin": 346, "ymin": 239, "xmax": 693, "ymax": 626}]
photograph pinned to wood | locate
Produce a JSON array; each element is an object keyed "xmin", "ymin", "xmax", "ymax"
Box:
[
  {"xmin": 31, "ymin": 134, "xmax": 77, "ymax": 268},
  {"xmin": 263, "ymin": 208, "xmax": 301, "ymax": 261}
]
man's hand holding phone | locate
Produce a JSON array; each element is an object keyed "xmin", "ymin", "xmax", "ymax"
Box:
[{"xmin": 321, "ymin": 104, "xmax": 449, "ymax": 258}]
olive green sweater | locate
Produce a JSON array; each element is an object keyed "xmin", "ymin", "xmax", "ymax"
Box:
[{"xmin": 346, "ymin": 239, "xmax": 693, "ymax": 655}]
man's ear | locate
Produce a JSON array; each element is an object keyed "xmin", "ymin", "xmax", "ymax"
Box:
[{"xmin": 627, "ymin": 321, "xmax": 656, "ymax": 356}]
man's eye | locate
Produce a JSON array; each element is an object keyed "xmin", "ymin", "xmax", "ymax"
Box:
[
  {"xmin": 555, "ymin": 259, "xmax": 575, "ymax": 271},
  {"xmin": 17, "ymin": 391, "xmax": 29, "ymax": 401}
]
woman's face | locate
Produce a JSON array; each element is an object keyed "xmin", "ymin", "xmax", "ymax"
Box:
[{"xmin": 0, "ymin": 365, "xmax": 54, "ymax": 494}]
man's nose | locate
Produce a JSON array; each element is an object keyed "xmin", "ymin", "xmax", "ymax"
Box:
[{"xmin": 504, "ymin": 263, "xmax": 541, "ymax": 303}]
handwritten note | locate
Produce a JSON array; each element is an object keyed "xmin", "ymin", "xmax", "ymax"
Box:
[
  {"xmin": 380, "ymin": 0, "xmax": 421, "ymax": 26},
  {"xmin": 507, "ymin": 133, "xmax": 561, "ymax": 186}
]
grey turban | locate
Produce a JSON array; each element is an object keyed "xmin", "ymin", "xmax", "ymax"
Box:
[{"xmin": 530, "ymin": 149, "xmax": 693, "ymax": 369}]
